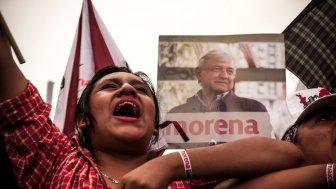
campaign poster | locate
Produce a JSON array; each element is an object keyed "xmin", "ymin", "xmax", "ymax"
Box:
[{"xmin": 157, "ymin": 34, "xmax": 286, "ymax": 149}]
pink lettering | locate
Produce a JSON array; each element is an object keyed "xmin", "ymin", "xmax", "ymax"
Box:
[{"xmin": 164, "ymin": 119, "xmax": 259, "ymax": 136}]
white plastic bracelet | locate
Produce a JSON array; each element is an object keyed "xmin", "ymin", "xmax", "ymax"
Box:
[
  {"xmin": 179, "ymin": 149, "xmax": 192, "ymax": 179},
  {"xmin": 326, "ymin": 163, "xmax": 335, "ymax": 188}
]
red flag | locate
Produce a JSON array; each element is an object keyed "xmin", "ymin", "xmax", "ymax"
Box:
[{"xmin": 53, "ymin": 0, "xmax": 127, "ymax": 136}]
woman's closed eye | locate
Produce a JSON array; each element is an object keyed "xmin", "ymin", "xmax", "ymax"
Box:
[
  {"xmin": 101, "ymin": 83, "xmax": 118, "ymax": 90},
  {"xmin": 134, "ymin": 86, "xmax": 149, "ymax": 95}
]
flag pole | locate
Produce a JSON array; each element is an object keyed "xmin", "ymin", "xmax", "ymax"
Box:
[{"xmin": 0, "ymin": 11, "xmax": 25, "ymax": 64}]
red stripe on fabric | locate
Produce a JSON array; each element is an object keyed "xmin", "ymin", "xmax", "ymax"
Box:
[
  {"xmin": 62, "ymin": 12, "xmax": 83, "ymax": 136},
  {"xmin": 87, "ymin": 0, "xmax": 115, "ymax": 72}
]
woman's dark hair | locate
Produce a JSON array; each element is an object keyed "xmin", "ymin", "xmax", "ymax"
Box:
[{"xmin": 75, "ymin": 66, "xmax": 160, "ymax": 150}]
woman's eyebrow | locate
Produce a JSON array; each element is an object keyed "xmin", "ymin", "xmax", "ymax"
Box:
[
  {"xmin": 129, "ymin": 79, "xmax": 146, "ymax": 86},
  {"xmin": 99, "ymin": 78, "xmax": 146, "ymax": 87},
  {"xmin": 99, "ymin": 78, "xmax": 121, "ymax": 85}
]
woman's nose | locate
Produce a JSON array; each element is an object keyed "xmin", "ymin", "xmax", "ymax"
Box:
[{"xmin": 118, "ymin": 83, "xmax": 136, "ymax": 97}]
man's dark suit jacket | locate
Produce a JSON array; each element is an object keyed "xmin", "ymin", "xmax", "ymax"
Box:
[{"xmin": 169, "ymin": 90, "xmax": 268, "ymax": 113}]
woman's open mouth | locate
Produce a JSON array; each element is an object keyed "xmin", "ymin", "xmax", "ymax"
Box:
[{"xmin": 113, "ymin": 100, "xmax": 140, "ymax": 118}]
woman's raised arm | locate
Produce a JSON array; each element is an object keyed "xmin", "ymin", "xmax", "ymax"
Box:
[{"xmin": 0, "ymin": 27, "xmax": 27, "ymax": 102}]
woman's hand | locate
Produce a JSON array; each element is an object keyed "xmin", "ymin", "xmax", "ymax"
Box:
[{"xmin": 116, "ymin": 155, "xmax": 177, "ymax": 189}]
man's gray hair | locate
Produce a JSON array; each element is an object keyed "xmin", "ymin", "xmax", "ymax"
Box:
[{"xmin": 198, "ymin": 49, "xmax": 236, "ymax": 68}]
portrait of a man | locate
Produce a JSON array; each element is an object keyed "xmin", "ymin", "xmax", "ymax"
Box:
[
  {"xmin": 168, "ymin": 49, "xmax": 268, "ymax": 113},
  {"xmin": 157, "ymin": 35, "xmax": 286, "ymax": 148}
]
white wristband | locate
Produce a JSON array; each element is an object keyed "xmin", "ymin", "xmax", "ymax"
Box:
[
  {"xmin": 326, "ymin": 163, "xmax": 335, "ymax": 188},
  {"xmin": 179, "ymin": 149, "xmax": 192, "ymax": 179}
]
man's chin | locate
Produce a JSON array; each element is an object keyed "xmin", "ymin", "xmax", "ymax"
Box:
[{"xmin": 213, "ymin": 88, "xmax": 231, "ymax": 94}]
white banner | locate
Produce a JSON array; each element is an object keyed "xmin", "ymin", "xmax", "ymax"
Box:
[{"xmin": 163, "ymin": 112, "xmax": 272, "ymax": 143}]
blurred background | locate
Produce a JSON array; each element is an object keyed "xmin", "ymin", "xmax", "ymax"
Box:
[{"xmin": 0, "ymin": 0, "xmax": 310, "ymax": 118}]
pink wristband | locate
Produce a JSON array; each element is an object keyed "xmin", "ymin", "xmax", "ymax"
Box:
[
  {"xmin": 326, "ymin": 163, "xmax": 335, "ymax": 188},
  {"xmin": 179, "ymin": 149, "xmax": 192, "ymax": 179}
]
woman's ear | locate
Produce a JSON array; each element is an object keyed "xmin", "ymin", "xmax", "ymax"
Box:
[
  {"xmin": 76, "ymin": 114, "xmax": 87, "ymax": 129},
  {"xmin": 153, "ymin": 129, "xmax": 159, "ymax": 138}
]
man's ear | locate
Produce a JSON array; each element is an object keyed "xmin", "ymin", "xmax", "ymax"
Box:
[
  {"xmin": 195, "ymin": 67, "xmax": 202, "ymax": 82},
  {"xmin": 76, "ymin": 114, "xmax": 87, "ymax": 129}
]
